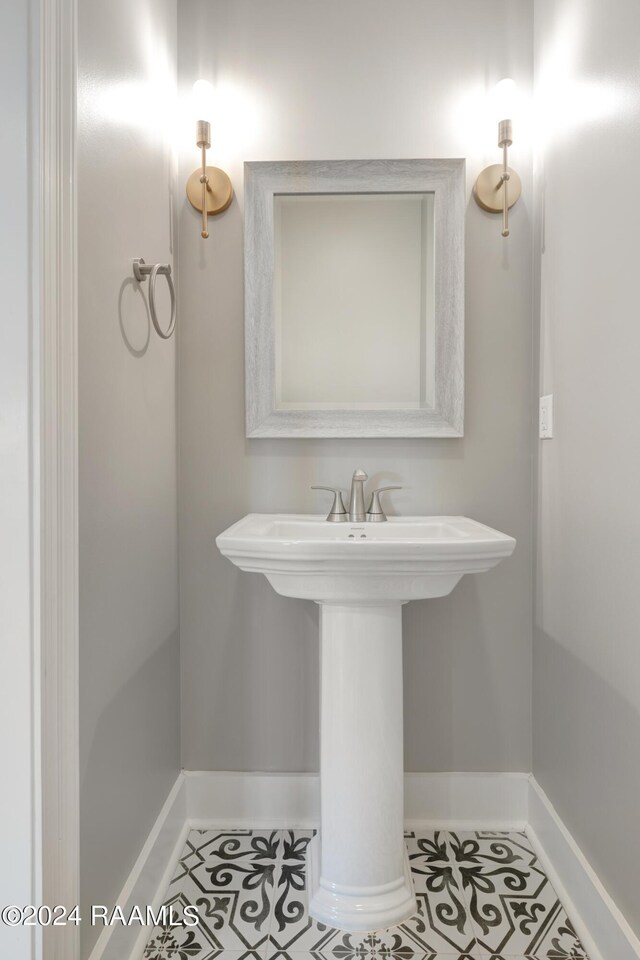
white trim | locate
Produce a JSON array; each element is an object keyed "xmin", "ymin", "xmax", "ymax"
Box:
[
  {"xmin": 185, "ymin": 770, "xmax": 320, "ymax": 827},
  {"xmin": 184, "ymin": 770, "xmax": 529, "ymax": 828},
  {"xmin": 38, "ymin": 1, "xmax": 80, "ymax": 959},
  {"xmin": 404, "ymin": 771, "xmax": 529, "ymax": 827},
  {"xmin": 88, "ymin": 776, "xmax": 188, "ymax": 960},
  {"xmin": 527, "ymin": 777, "xmax": 640, "ymax": 960}
]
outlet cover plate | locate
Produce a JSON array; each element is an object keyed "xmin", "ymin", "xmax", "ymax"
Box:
[{"xmin": 539, "ymin": 394, "xmax": 553, "ymax": 439}]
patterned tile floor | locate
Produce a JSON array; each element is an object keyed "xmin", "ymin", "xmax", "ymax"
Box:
[{"xmin": 143, "ymin": 828, "xmax": 589, "ymax": 959}]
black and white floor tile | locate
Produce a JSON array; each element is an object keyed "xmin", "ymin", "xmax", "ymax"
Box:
[{"xmin": 143, "ymin": 828, "xmax": 589, "ymax": 960}]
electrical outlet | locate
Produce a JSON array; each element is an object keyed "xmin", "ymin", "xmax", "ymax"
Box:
[{"xmin": 539, "ymin": 394, "xmax": 553, "ymax": 439}]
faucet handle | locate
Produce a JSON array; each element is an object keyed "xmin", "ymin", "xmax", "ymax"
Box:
[
  {"xmin": 311, "ymin": 486, "xmax": 348, "ymax": 523},
  {"xmin": 366, "ymin": 486, "xmax": 402, "ymax": 522}
]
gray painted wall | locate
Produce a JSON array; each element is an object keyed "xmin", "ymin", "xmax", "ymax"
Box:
[
  {"xmin": 77, "ymin": 1, "xmax": 180, "ymax": 955},
  {"xmin": 177, "ymin": 0, "xmax": 534, "ymax": 773},
  {"xmin": 533, "ymin": 0, "xmax": 640, "ymax": 938}
]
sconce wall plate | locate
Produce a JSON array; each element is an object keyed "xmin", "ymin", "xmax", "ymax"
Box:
[
  {"xmin": 186, "ymin": 166, "xmax": 233, "ymax": 217},
  {"xmin": 473, "ymin": 164, "xmax": 522, "ymax": 214}
]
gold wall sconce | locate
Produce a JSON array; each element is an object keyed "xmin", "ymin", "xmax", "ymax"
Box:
[
  {"xmin": 473, "ymin": 78, "xmax": 521, "ymax": 238},
  {"xmin": 186, "ymin": 80, "xmax": 233, "ymax": 238}
]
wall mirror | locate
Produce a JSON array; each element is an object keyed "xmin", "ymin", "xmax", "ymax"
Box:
[{"xmin": 244, "ymin": 159, "xmax": 465, "ymax": 438}]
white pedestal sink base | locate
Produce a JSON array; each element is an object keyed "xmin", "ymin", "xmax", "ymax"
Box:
[
  {"xmin": 307, "ymin": 834, "xmax": 416, "ymax": 932},
  {"xmin": 308, "ymin": 603, "xmax": 417, "ymax": 931}
]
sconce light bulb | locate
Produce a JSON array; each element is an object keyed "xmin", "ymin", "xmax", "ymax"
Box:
[
  {"xmin": 493, "ymin": 77, "xmax": 518, "ymax": 123},
  {"xmin": 192, "ymin": 79, "xmax": 215, "ymax": 124}
]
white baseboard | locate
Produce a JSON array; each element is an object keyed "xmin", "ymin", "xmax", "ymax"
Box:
[
  {"xmin": 527, "ymin": 776, "xmax": 640, "ymax": 960},
  {"xmin": 88, "ymin": 774, "xmax": 188, "ymax": 960},
  {"xmin": 404, "ymin": 771, "xmax": 528, "ymax": 828},
  {"xmin": 185, "ymin": 769, "xmax": 320, "ymax": 826},
  {"xmin": 185, "ymin": 769, "xmax": 529, "ymax": 828},
  {"xmin": 86, "ymin": 770, "xmax": 639, "ymax": 960}
]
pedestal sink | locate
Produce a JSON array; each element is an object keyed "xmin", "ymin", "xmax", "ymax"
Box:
[{"xmin": 216, "ymin": 514, "xmax": 516, "ymax": 932}]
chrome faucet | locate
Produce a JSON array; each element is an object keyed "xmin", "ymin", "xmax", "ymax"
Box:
[{"xmin": 312, "ymin": 469, "xmax": 402, "ymax": 523}]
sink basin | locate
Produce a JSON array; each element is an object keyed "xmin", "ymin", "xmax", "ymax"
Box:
[
  {"xmin": 216, "ymin": 513, "xmax": 516, "ymax": 602},
  {"xmin": 217, "ymin": 513, "xmax": 516, "ymax": 932}
]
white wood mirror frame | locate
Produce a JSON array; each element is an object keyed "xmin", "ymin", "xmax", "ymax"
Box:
[{"xmin": 244, "ymin": 158, "xmax": 465, "ymax": 438}]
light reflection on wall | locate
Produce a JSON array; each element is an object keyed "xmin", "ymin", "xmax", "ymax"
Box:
[
  {"xmin": 96, "ymin": 6, "xmax": 177, "ymax": 142},
  {"xmin": 534, "ymin": 2, "xmax": 622, "ymax": 148}
]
